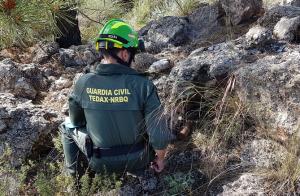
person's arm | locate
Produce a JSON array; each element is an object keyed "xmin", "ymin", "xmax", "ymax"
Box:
[
  {"xmin": 144, "ymin": 82, "xmax": 173, "ymax": 172},
  {"xmin": 68, "ymin": 75, "xmax": 89, "ymax": 127},
  {"xmin": 69, "ymin": 95, "xmax": 86, "ymax": 127}
]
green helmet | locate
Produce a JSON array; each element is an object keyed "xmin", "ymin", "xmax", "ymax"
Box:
[{"xmin": 96, "ymin": 19, "xmax": 139, "ymax": 50}]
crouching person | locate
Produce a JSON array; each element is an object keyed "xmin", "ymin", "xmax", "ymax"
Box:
[{"xmin": 60, "ymin": 19, "xmax": 174, "ymax": 177}]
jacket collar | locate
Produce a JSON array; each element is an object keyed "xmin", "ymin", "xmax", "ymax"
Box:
[{"xmin": 95, "ymin": 63, "xmax": 141, "ymax": 75}]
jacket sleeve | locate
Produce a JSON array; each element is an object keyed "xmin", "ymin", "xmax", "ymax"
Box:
[
  {"xmin": 144, "ymin": 81, "xmax": 174, "ymax": 150},
  {"xmin": 68, "ymin": 75, "xmax": 88, "ymax": 127}
]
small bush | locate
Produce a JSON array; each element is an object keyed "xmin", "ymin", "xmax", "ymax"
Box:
[
  {"xmin": 79, "ymin": 170, "xmax": 122, "ymax": 195},
  {"xmin": 33, "ymin": 160, "xmax": 76, "ymax": 195},
  {"xmin": 0, "ymin": 145, "xmax": 30, "ymax": 195},
  {"xmin": 35, "ymin": 173, "xmax": 56, "ymax": 196},
  {"xmin": 163, "ymin": 171, "xmax": 195, "ymax": 195}
]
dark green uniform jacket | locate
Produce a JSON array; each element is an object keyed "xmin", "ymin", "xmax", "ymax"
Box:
[{"xmin": 68, "ymin": 63, "xmax": 173, "ymax": 173}]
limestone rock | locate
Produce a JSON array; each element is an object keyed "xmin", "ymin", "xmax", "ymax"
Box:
[
  {"xmin": 281, "ymin": 0, "xmax": 300, "ymax": 6},
  {"xmin": 0, "ymin": 59, "xmax": 21, "ymax": 92},
  {"xmin": 273, "ymin": 16, "xmax": 300, "ymax": 42},
  {"xmin": 138, "ymin": 3, "xmax": 236, "ymax": 53},
  {"xmin": 0, "ymin": 93, "xmax": 63, "ymax": 167},
  {"xmin": 32, "ymin": 42, "xmax": 59, "ymax": 64},
  {"xmin": 188, "ymin": 47, "xmax": 206, "ymax": 57},
  {"xmin": 0, "ymin": 59, "xmax": 48, "ymax": 99},
  {"xmin": 59, "ymin": 44, "xmax": 99, "ymax": 67},
  {"xmin": 50, "ymin": 76, "xmax": 73, "ymax": 91},
  {"xmin": 140, "ymin": 177, "xmax": 157, "ymax": 192},
  {"xmin": 235, "ymin": 47, "xmax": 300, "ymax": 135},
  {"xmin": 258, "ymin": 5, "xmax": 300, "ymax": 28},
  {"xmin": 139, "ymin": 16, "xmax": 190, "ymax": 53},
  {"xmin": 148, "ymin": 59, "xmax": 170, "ymax": 73},
  {"xmin": 219, "ymin": 173, "xmax": 265, "ymax": 196},
  {"xmin": 133, "ymin": 53, "xmax": 158, "ymax": 72},
  {"xmin": 0, "ymin": 119, "xmax": 7, "ymax": 133},
  {"xmin": 241, "ymin": 139, "xmax": 288, "ymax": 168},
  {"xmin": 245, "ymin": 25, "xmax": 272, "ymax": 47},
  {"xmin": 14, "ymin": 77, "xmax": 37, "ymax": 98},
  {"xmin": 166, "ymin": 42, "xmax": 244, "ymax": 102},
  {"xmin": 153, "ymin": 76, "xmax": 169, "ymax": 102},
  {"xmin": 43, "ymin": 88, "xmax": 70, "ymax": 114},
  {"xmin": 173, "ymin": 42, "xmax": 240, "ymax": 81},
  {"xmin": 187, "ymin": 4, "xmax": 225, "ymax": 41},
  {"xmin": 119, "ymin": 185, "xmax": 138, "ymax": 196},
  {"xmin": 220, "ymin": 0, "xmax": 263, "ymax": 25}
]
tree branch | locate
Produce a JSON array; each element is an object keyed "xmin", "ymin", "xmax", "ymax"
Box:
[{"xmin": 78, "ymin": 10, "xmax": 104, "ymax": 25}]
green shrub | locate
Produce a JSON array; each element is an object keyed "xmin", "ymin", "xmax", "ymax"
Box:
[
  {"xmin": 33, "ymin": 160, "xmax": 76, "ymax": 195},
  {"xmin": 163, "ymin": 172, "xmax": 195, "ymax": 195},
  {"xmin": 0, "ymin": 0, "xmax": 79, "ymax": 48},
  {"xmin": 0, "ymin": 145, "xmax": 31, "ymax": 195},
  {"xmin": 35, "ymin": 173, "xmax": 56, "ymax": 196},
  {"xmin": 80, "ymin": 170, "xmax": 122, "ymax": 195}
]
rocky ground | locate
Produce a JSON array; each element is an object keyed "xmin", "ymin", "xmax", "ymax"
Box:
[{"xmin": 0, "ymin": 0, "xmax": 300, "ymax": 195}]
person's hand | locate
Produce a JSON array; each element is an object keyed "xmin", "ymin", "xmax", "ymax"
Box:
[
  {"xmin": 151, "ymin": 157, "xmax": 165, "ymax": 173},
  {"xmin": 151, "ymin": 149, "xmax": 166, "ymax": 173}
]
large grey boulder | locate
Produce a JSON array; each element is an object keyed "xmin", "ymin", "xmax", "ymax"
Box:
[
  {"xmin": 235, "ymin": 47, "xmax": 300, "ymax": 136},
  {"xmin": 219, "ymin": 173, "xmax": 266, "ymax": 196},
  {"xmin": 241, "ymin": 139, "xmax": 288, "ymax": 168},
  {"xmin": 173, "ymin": 42, "xmax": 244, "ymax": 81},
  {"xmin": 0, "ymin": 59, "xmax": 48, "ymax": 99},
  {"xmin": 139, "ymin": 16, "xmax": 190, "ymax": 53},
  {"xmin": 59, "ymin": 44, "xmax": 99, "ymax": 67},
  {"xmin": 138, "ymin": 2, "xmax": 255, "ymax": 53},
  {"xmin": 159, "ymin": 34, "xmax": 297, "ymax": 132},
  {"xmin": 220, "ymin": 0, "xmax": 263, "ymax": 25},
  {"xmin": 273, "ymin": 16, "xmax": 300, "ymax": 42},
  {"xmin": 32, "ymin": 42, "xmax": 59, "ymax": 64},
  {"xmin": 258, "ymin": 5, "xmax": 300, "ymax": 28},
  {"xmin": 281, "ymin": 0, "xmax": 300, "ymax": 6},
  {"xmin": 157, "ymin": 41, "xmax": 248, "ymax": 126},
  {"xmin": 14, "ymin": 77, "xmax": 37, "ymax": 99},
  {"xmin": 165, "ymin": 42, "xmax": 245, "ymax": 102},
  {"xmin": 187, "ymin": 4, "xmax": 225, "ymax": 41},
  {"xmin": 0, "ymin": 93, "xmax": 63, "ymax": 167}
]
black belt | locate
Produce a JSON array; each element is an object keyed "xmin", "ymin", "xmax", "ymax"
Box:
[{"xmin": 93, "ymin": 141, "xmax": 145, "ymax": 158}]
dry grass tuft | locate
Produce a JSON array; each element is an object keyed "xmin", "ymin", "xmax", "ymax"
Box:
[
  {"xmin": 262, "ymin": 136, "xmax": 300, "ymax": 195},
  {"xmin": 166, "ymin": 76, "xmax": 251, "ymax": 151},
  {"xmin": 162, "ymin": 75, "xmax": 255, "ymax": 193}
]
